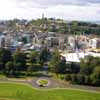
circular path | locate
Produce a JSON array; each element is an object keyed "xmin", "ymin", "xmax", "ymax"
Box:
[{"xmin": 0, "ymin": 77, "xmax": 100, "ymax": 92}]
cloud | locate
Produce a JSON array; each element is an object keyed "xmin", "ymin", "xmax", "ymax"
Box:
[
  {"xmin": 15, "ymin": 0, "xmax": 100, "ymax": 8},
  {"xmin": 0, "ymin": 0, "xmax": 100, "ymax": 21},
  {"xmin": 45, "ymin": 4, "xmax": 100, "ymax": 21}
]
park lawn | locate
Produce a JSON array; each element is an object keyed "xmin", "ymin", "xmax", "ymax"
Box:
[{"xmin": 0, "ymin": 83, "xmax": 100, "ymax": 100}]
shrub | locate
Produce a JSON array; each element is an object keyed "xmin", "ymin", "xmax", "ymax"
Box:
[
  {"xmin": 77, "ymin": 74, "xmax": 85, "ymax": 84},
  {"xmin": 90, "ymin": 66, "xmax": 100, "ymax": 86},
  {"xmin": 84, "ymin": 75, "xmax": 91, "ymax": 85},
  {"xmin": 71, "ymin": 74, "xmax": 78, "ymax": 84},
  {"xmin": 65, "ymin": 74, "xmax": 71, "ymax": 81},
  {"xmin": 59, "ymin": 74, "xmax": 65, "ymax": 80}
]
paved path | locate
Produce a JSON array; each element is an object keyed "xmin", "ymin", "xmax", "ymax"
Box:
[{"xmin": 0, "ymin": 77, "xmax": 100, "ymax": 92}]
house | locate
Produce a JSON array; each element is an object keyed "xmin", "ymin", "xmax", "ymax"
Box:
[
  {"xmin": 89, "ymin": 38, "xmax": 100, "ymax": 49},
  {"xmin": 68, "ymin": 36, "xmax": 76, "ymax": 49}
]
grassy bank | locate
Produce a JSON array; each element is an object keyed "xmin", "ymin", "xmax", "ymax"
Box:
[{"xmin": 0, "ymin": 83, "xmax": 100, "ymax": 100}]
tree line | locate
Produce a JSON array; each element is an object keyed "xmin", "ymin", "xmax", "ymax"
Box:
[
  {"xmin": 6, "ymin": 19, "xmax": 100, "ymax": 35},
  {"xmin": 0, "ymin": 48, "xmax": 100, "ymax": 86},
  {"xmin": 49, "ymin": 49, "xmax": 100, "ymax": 86},
  {"xmin": 0, "ymin": 48, "xmax": 50, "ymax": 77}
]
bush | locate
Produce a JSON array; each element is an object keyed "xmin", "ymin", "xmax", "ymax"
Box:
[
  {"xmin": 71, "ymin": 63, "xmax": 80, "ymax": 73},
  {"xmin": 84, "ymin": 75, "xmax": 91, "ymax": 85},
  {"xmin": 58, "ymin": 74, "xmax": 65, "ymax": 80},
  {"xmin": 77, "ymin": 74, "xmax": 85, "ymax": 84},
  {"xmin": 71, "ymin": 74, "xmax": 78, "ymax": 84},
  {"xmin": 91, "ymin": 66, "xmax": 100, "ymax": 86},
  {"xmin": 65, "ymin": 74, "xmax": 71, "ymax": 81},
  {"xmin": 66, "ymin": 74, "xmax": 92, "ymax": 85},
  {"xmin": 91, "ymin": 74, "xmax": 100, "ymax": 86}
]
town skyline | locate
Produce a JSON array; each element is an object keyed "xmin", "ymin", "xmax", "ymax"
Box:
[{"xmin": 0, "ymin": 0, "xmax": 100, "ymax": 22}]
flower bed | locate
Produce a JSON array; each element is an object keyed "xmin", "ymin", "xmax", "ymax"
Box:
[{"xmin": 37, "ymin": 79, "xmax": 49, "ymax": 87}]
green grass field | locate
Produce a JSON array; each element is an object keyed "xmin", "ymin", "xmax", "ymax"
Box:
[{"xmin": 0, "ymin": 83, "xmax": 100, "ymax": 100}]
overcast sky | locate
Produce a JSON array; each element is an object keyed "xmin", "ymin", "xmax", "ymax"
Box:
[{"xmin": 0, "ymin": 0, "xmax": 100, "ymax": 21}]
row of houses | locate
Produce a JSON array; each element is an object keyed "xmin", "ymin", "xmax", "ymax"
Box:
[
  {"xmin": 68, "ymin": 35, "xmax": 100, "ymax": 50},
  {"xmin": 0, "ymin": 31, "xmax": 66, "ymax": 52}
]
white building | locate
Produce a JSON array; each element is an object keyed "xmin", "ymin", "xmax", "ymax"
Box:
[
  {"xmin": 61, "ymin": 52, "xmax": 88, "ymax": 62},
  {"xmin": 61, "ymin": 51, "xmax": 100, "ymax": 63},
  {"xmin": 68, "ymin": 36, "xmax": 76, "ymax": 49},
  {"xmin": 89, "ymin": 38, "xmax": 100, "ymax": 49}
]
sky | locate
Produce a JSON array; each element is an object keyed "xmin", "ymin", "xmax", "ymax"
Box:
[{"xmin": 0, "ymin": 0, "xmax": 100, "ymax": 21}]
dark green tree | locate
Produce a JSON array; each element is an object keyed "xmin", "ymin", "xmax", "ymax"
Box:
[
  {"xmin": 80, "ymin": 56, "xmax": 95, "ymax": 75},
  {"xmin": 65, "ymin": 74, "xmax": 71, "ymax": 81},
  {"xmin": 77, "ymin": 74, "xmax": 85, "ymax": 84},
  {"xmin": 0, "ymin": 48, "xmax": 12, "ymax": 70},
  {"xmin": 26, "ymin": 51, "xmax": 40, "ymax": 74},
  {"xmin": 40, "ymin": 48, "xmax": 50, "ymax": 63},
  {"xmin": 49, "ymin": 49, "xmax": 60, "ymax": 74},
  {"xmin": 5, "ymin": 61, "xmax": 14, "ymax": 76},
  {"xmin": 13, "ymin": 51, "xmax": 26, "ymax": 74},
  {"xmin": 56, "ymin": 58, "xmax": 67, "ymax": 74},
  {"xmin": 91, "ymin": 66, "xmax": 100, "ymax": 86}
]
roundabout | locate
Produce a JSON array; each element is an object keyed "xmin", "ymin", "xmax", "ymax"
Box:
[{"xmin": 36, "ymin": 79, "xmax": 49, "ymax": 87}]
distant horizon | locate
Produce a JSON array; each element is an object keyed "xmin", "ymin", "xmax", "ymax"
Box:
[
  {"xmin": 0, "ymin": 0, "xmax": 100, "ymax": 21},
  {"xmin": 0, "ymin": 17, "xmax": 100, "ymax": 24}
]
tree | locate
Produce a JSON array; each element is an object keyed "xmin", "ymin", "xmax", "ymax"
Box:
[
  {"xmin": 84, "ymin": 75, "xmax": 91, "ymax": 85},
  {"xmin": 77, "ymin": 74, "xmax": 85, "ymax": 85},
  {"xmin": 58, "ymin": 23, "xmax": 67, "ymax": 34},
  {"xmin": 0, "ymin": 48, "xmax": 12, "ymax": 70},
  {"xmin": 91, "ymin": 66, "xmax": 100, "ymax": 86},
  {"xmin": 71, "ymin": 74, "xmax": 78, "ymax": 84},
  {"xmin": 39, "ymin": 48, "xmax": 50, "ymax": 63},
  {"xmin": 80, "ymin": 56, "xmax": 95, "ymax": 75},
  {"xmin": 56, "ymin": 58, "xmax": 67, "ymax": 74},
  {"xmin": 5, "ymin": 61, "xmax": 14, "ymax": 76},
  {"xmin": 65, "ymin": 74, "xmax": 71, "ymax": 81},
  {"xmin": 13, "ymin": 51, "xmax": 26, "ymax": 74},
  {"xmin": 22, "ymin": 37, "xmax": 27, "ymax": 44},
  {"xmin": 27, "ymin": 51, "xmax": 39, "ymax": 63},
  {"xmin": 71, "ymin": 21, "xmax": 79, "ymax": 34},
  {"xmin": 71, "ymin": 62, "xmax": 80, "ymax": 74},
  {"xmin": 49, "ymin": 49, "xmax": 60, "ymax": 74},
  {"xmin": 26, "ymin": 51, "xmax": 39, "ymax": 74},
  {"xmin": 49, "ymin": 25, "xmax": 57, "ymax": 32}
]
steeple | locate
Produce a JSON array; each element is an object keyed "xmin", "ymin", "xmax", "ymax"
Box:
[
  {"xmin": 41, "ymin": 13, "xmax": 48, "ymax": 30},
  {"xmin": 42, "ymin": 13, "xmax": 44, "ymax": 20}
]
